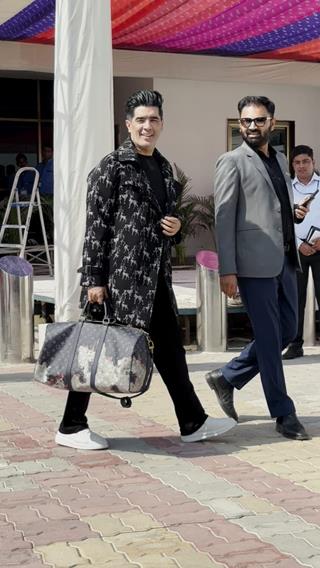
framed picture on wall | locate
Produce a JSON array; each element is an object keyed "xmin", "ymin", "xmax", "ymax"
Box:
[{"xmin": 227, "ymin": 119, "xmax": 295, "ymax": 160}]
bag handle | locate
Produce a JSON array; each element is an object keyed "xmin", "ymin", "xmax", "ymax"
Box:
[{"xmin": 80, "ymin": 300, "xmax": 116, "ymax": 325}]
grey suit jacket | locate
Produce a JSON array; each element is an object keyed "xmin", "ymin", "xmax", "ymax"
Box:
[{"xmin": 214, "ymin": 141, "xmax": 299, "ymax": 278}]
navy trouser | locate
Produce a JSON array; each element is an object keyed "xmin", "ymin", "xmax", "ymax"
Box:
[{"xmin": 222, "ymin": 256, "xmax": 298, "ymax": 418}]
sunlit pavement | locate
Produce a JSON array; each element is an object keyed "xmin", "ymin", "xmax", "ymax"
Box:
[{"xmin": 0, "ymin": 348, "xmax": 319, "ymax": 567}]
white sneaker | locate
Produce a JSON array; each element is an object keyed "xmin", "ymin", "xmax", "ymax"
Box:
[
  {"xmin": 181, "ymin": 416, "xmax": 236, "ymax": 443},
  {"xmin": 55, "ymin": 428, "xmax": 109, "ymax": 450}
]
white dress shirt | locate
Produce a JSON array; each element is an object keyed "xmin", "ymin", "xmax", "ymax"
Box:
[{"xmin": 292, "ymin": 172, "xmax": 320, "ymax": 246}]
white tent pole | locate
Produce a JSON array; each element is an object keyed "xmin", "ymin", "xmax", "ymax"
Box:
[{"xmin": 54, "ymin": 0, "xmax": 114, "ymax": 321}]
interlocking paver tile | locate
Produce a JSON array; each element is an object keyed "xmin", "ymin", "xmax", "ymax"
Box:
[
  {"xmin": 19, "ymin": 457, "xmax": 73, "ymax": 473},
  {"xmin": 0, "ymin": 465, "xmax": 19, "ymax": 477},
  {"xmin": 19, "ymin": 518, "xmax": 96, "ymax": 547},
  {"xmin": 70, "ymin": 537, "xmax": 136, "ymax": 565},
  {"xmin": 308, "ymin": 556, "xmax": 320, "ymax": 568},
  {"xmin": 305, "ymin": 480, "xmax": 320, "ymax": 492},
  {"xmin": 0, "ymin": 549, "xmax": 44, "ymax": 566},
  {"xmin": 270, "ymin": 534, "xmax": 320, "ymax": 563},
  {"xmin": 124, "ymin": 554, "xmax": 179, "ymax": 567},
  {"xmin": 34, "ymin": 472, "xmax": 89, "ymax": 487},
  {"xmin": 4, "ymin": 505, "xmax": 42, "ymax": 524},
  {"xmin": 110, "ymin": 527, "xmax": 213, "ymax": 565},
  {"xmin": 33, "ymin": 502, "xmax": 78, "ymax": 521},
  {"xmin": 35, "ymin": 541, "xmax": 90, "ymax": 567},
  {"xmin": 299, "ymin": 529, "xmax": 320, "ymax": 547},
  {"xmin": 202, "ymin": 497, "xmax": 252, "ymax": 518},
  {"xmin": 233, "ymin": 510, "xmax": 317, "ymax": 535},
  {"xmin": 1, "ymin": 351, "xmax": 320, "ymax": 568},
  {"xmin": 235, "ymin": 495, "xmax": 280, "ymax": 513},
  {"xmin": 84, "ymin": 511, "xmax": 218, "ymax": 566},
  {"xmin": 0, "ymin": 488, "xmax": 50, "ymax": 510},
  {"xmin": 112, "ymin": 509, "xmax": 163, "ymax": 531},
  {"xmin": 3, "ymin": 477, "xmax": 37, "ymax": 491},
  {"xmin": 0, "ymin": 419, "xmax": 15, "ymax": 431},
  {"xmin": 84, "ymin": 513, "xmax": 135, "ymax": 536}
]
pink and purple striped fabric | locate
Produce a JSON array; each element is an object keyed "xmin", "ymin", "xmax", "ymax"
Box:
[{"xmin": 1, "ymin": 0, "xmax": 320, "ymax": 62}]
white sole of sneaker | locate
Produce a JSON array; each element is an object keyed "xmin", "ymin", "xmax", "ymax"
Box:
[
  {"xmin": 55, "ymin": 431, "xmax": 109, "ymax": 450},
  {"xmin": 181, "ymin": 419, "xmax": 236, "ymax": 443}
]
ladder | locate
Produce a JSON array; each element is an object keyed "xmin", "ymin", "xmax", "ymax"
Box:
[{"xmin": 0, "ymin": 167, "xmax": 53, "ymax": 276}]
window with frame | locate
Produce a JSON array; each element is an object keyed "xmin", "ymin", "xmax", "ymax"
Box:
[{"xmin": 0, "ymin": 78, "xmax": 53, "ymax": 192}]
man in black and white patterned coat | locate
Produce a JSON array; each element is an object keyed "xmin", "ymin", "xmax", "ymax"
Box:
[{"xmin": 55, "ymin": 90, "xmax": 236, "ymax": 450}]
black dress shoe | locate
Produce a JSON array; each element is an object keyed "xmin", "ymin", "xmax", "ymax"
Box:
[
  {"xmin": 282, "ymin": 344, "xmax": 304, "ymax": 360},
  {"xmin": 205, "ymin": 369, "xmax": 238, "ymax": 422},
  {"xmin": 276, "ymin": 413, "xmax": 311, "ymax": 440}
]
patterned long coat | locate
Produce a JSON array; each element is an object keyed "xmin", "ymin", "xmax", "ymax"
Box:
[{"xmin": 79, "ymin": 138, "xmax": 181, "ymax": 330}]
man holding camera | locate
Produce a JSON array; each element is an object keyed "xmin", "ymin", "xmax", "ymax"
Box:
[{"xmin": 283, "ymin": 145, "xmax": 320, "ymax": 360}]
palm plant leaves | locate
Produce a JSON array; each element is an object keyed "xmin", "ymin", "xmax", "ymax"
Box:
[{"xmin": 173, "ymin": 164, "xmax": 216, "ymax": 249}]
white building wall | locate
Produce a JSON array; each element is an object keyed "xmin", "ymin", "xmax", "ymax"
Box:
[
  {"xmin": 153, "ymin": 78, "xmax": 320, "ymax": 254},
  {"xmin": 154, "ymin": 77, "xmax": 320, "ymax": 198},
  {"xmin": 2, "ymin": 41, "xmax": 320, "ymax": 255},
  {"xmin": 2, "ymin": 42, "xmax": 319, "ymax": 176},
  {"xmin": 0, "ymin": 41, "xmax": 54, "ymax": 74}
]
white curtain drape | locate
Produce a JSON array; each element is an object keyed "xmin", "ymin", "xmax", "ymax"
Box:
[{"xmin": 54, "ymin": 0, "xmax": 114, "ymax": 321}]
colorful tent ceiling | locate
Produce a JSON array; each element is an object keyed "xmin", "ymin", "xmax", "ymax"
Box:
[{"xmin": 0, "ymin": 0, "xmax": 320, "ymax": 62}]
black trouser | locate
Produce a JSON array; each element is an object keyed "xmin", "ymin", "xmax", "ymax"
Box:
[
  {"xmin": 293, "ymin": 250, "xmax": 320, "ymax": 346},
  {"xmin": 59, "ymin": 273, "xmax": 207, "ymax": 436}
]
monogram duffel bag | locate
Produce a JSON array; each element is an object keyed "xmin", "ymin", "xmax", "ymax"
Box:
[{"xmin": 34, "ymin": 302, "xmax": 154, "ymax": 407}]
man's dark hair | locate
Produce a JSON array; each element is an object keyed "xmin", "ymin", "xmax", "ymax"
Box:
[
  {"xmin": 291, "ymin": 145, "xmax": 314, "ymax": 162},
  {"xmin": 125, "ymin": 90, "xmax": 163, "ymax": 119},
  {"xmin": 237, "ymin": 96, "xmax": 275, "ymax": 117},
  {"xmin": 16, "ymin": 152, "xmax": 27, "ymax": 163}
]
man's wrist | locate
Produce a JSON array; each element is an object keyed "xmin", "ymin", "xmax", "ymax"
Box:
[{"xmin": 220, "ymin": 273, "xmax": 237, "ymax": 277}]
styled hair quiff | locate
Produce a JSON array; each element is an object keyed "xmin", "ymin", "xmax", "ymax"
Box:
[{"xmin": 125, "ymin": 90, "xmax": 164, "ymax": 120}]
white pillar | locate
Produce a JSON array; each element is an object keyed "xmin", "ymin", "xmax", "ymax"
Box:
[{"xmin": 54, "ymin": 0, "xmax": 114, "ymax": 321}]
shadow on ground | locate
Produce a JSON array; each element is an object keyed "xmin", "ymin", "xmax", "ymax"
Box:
[{"xmin": 97, "ymin": 416, "xmax": 320, "ymax": 457}]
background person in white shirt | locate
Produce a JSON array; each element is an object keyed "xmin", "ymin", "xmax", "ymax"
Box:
[{"xmin": 283, "ymin": 145, "xmax": 320, "ymax": 359}]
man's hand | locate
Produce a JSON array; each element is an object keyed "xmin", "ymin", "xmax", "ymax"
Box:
[
  {"xmin": 295, "ymin": 204, "xmax": 309, "ymax": 220},
  {"xmin": 310, "ymin": 238, "xmax": 320, "ymax": 252},
  {"xmin": 220, "ymin": 274, "xmax": 238, "ymax": 298},
  {"xmin": 88, "ymin": 286, "xmax": 107, "ymax": 304},
  {"xmin": 160, "ymin": 216, "xmax": 181, "ymax": 237},
  {"xmin": 299, "ymin": 242, "xmax": 316, "ymax": 256}
]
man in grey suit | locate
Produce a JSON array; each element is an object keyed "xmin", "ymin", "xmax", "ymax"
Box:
[{"xmin": 206, "ymin": 95, "xmax": 310, "ymax": 441}]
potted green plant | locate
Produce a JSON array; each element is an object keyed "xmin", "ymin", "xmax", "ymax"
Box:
[
  {"xmin": 188, "ymin": 194, "xmax": 217, "ymax": 251},
  {"xmin": 173, "ymin": 165, "xmax": 217, "ymax": 263},
  {"xmin": 173, "ymin": 164, "xmax": 200, "ymax": 265}
]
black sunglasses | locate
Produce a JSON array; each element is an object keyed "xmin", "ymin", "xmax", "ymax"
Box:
[{"xmin": 239, "ymin": 117, "xmax": 273, "ymax": 128}]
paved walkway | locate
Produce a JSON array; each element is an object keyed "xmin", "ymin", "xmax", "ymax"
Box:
[{"xmin": 0, "ymin": 348, "xmax": 320, "ymax": 567}]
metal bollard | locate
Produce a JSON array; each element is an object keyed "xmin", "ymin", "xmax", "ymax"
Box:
[
  {"xmin": 0, "ymin": 256, "xmax": 33, "ymax": 363},
  {"xmin": 196, "ymin": 250, "xmax": 227, "ymax": 352},
  {"xmin": 303, "ymin": 275, "xmax": 316, "ymax": 346}
]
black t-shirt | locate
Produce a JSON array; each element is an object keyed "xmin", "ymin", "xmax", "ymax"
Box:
[
  {"xmin": 256, "ymin": 146, "xmax": 294, "ymax": 247},
  {"xmin": 139, "ymin": 154, "xmax": 167, "ymax": 213}
]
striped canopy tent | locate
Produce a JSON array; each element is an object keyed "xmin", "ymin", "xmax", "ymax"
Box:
[{"xmin": 0, "ymin": 0, "xmax": 320, "ymax": 62}]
